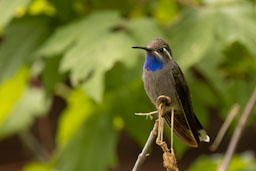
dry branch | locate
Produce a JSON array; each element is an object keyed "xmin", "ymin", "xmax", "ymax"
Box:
[
  {"xmin": 132, "ymin": 122, "xmax": 158, "ymax": 171},
  {"xmin": 133, "ymin": 95, "xmax": 179, "ymax": 171},
  {"xmin": 218, "ymin": 87, "xmax": 256, "ymax": 171},
  {"xmin": 156, "ymin": 96, "xmax": 178, "ymax": 171},
  {"xmin": 210, "ymin": 104, "xmax": 240, "ymax": 151}
]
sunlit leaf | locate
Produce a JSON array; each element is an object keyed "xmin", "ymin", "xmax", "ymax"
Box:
[
  {"xmin": 72, "ymin": 32, "xmax": 136, "ymax": 102},
  {"xmin": 0, "ymin": 87, "xmax": 49, "ymax": 139},
  {"xmin": 112, "ymin": 115, "xmax": 124, "ymax": 131},
  {"xmin": 23, "ymin": 162, "xmax": 52, "ymax": 171},
  {"xmin": 28, "ymin": 0, "xmax": 56, "ymax": 16},
  {"xmin": 38, "ymin": 11, "xmax": 138, "ymax": 102},
  {"xmin": 0, "ymin": 66, "xmax": 48, "ymax": 140},
  {"xmin": 154, "ymin": 0, "xmax": 179, "ymax": 23},
  {"xmin": 0, "ymin": 0, "xmax": 31, "ymax": 29},
  {"xmin": 56, "ymin": 88, "xmax": 95, "ymax": 147},
  {"xmin": 0, "ymin": 67, "xmax": 28, "ymax": 125},
  {"xmin": 37, "ymin": 11, "xmax": 121, "ymax": 57}
]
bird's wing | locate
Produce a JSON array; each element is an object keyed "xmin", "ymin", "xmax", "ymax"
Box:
[{"xmin": 164, "ymin": 62, "xmax": 201, "ymax": 147}]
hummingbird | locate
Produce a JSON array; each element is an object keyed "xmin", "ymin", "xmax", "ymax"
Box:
[{"xmin": 132, "ymin": 38, "xmax": 210, "ymax": 147}]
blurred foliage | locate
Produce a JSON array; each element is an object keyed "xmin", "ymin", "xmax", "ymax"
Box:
[
  {"xmin": 0, "ymin": 0, "xmax": 256, "ymax": 170},
  {"xmin": 0, "ymin": 67, "xmax": 49, "ymax": 139},
  {"xmin": 56, "ymin": 88, "xmax": 95, "ymax": 147},
  {"xmin": 189, "ymin": 152, "xmax": 256, "ymax": 171}
]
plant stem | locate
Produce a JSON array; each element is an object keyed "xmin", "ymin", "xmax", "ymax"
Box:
[
  {"xmin": 219, "ymin": 87, "xmax": 256, "ymax": 171},
  {"xmin": 210, "ymin": 104, "xmax": 240, "ymax": 151},
  {"xmin": 19, "ymin": 131, "xmax": 50, "ymax": 162}
]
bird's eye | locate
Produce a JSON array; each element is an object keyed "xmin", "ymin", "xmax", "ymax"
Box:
[{"xmin": 158, "ymin": 48, "xmax": 164, "ymax": 53}]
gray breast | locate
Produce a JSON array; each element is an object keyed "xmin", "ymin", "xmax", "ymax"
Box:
[{"xmin": 142, "ymin": 64, "xmax": 181, "ymax": 112}]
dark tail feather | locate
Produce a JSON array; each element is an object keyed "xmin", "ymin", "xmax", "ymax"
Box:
[
  {"xmin": 193, "ymin": 113, "xmax": 210, "ymax": 142},
  {"xmin": 164, "ymin": 113, "xmax": 199, "ymax": 147}
]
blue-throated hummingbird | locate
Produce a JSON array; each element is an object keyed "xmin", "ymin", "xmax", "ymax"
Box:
[{"xmin": 132, "ymin": 38, "xmax": 210, "ymax": 147}]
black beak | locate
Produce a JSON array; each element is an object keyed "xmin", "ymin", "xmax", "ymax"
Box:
[{"xmin": 132, "ymin": 46, "xmax": 152, "ymax": 52}]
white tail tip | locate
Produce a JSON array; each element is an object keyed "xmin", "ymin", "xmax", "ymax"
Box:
[{"xmin": 198, "ymin": 129, "xmax": 210, "ymax": 142}]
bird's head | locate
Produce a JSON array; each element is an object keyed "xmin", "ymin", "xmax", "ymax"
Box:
[{"xmin": 132, "ymin": 38, "xmax": 173, "ymax": 63}]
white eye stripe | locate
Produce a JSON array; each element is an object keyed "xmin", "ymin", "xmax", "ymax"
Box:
[
  {"xmin": 163, "ymin": 47, "xmax": 172, "ymax": 59},
  {"xmin": 154, "ymin": 47, "xmax": 172, "ymax": 59},
  {"xmin": 155, "ymin": 51, "xmax": 161, "ymax": 57}
]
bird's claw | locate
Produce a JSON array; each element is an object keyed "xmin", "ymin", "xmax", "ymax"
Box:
[
  {"xmin": 135, "ymin": 111, "xmax": 157, "ymax": 120},
  {"xmin": 156, "ymin": 95, "xmax": 171, "ymax": 107}
]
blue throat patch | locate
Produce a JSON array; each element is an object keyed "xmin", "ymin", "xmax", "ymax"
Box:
[{"xmin": 144, "ymin": 54, "xmax": 163, "ymax": 71}]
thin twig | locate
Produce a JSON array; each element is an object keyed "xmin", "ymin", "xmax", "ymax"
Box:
[
  {"xmin": 19, "ymin": 131, "xmax": 50, "ymax": 161},
  {"xmin": 218, "ymin": 87, "xmax": 256, "ymax": 171},
  {"xmin": 135, "ymin": 111, "xmax": 158, "ymax": 120},
  {"xmin": 210, "ymin": 104, "xmax": 240, "ymax": 151},
  {"xmin": 135, "ymin": 111, "xmax": 158, "ymax": 116},
  {"xmin": 132, "ymin": 122, "xmax": 158, "ymax": 171},
  {"xmin": 133, "ymin": 95, "xmax": 178, "ymax": 171}
]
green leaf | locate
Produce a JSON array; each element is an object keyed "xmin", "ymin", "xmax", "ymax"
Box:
[
  {"xmin": 56, "ymin": 88, "xmax": 95, "ymax": 147},
  {"xmin": 38, "ymin": 11, "xmax": 139, "ymax": 102},
  {"xmin": 167, "ymin": 8, "xmax": 216, "ymax": 70},
  {"xmin": 214, "ymin": 1, "xmax": 256, "ymax": 58},
  {"xmin": 0, "ymin": 65, "xmax": 48, "ymax": 140},
  {"xmin": 229, "ymin": 152, "xmax": 256, "ymax": 171},
  {"xmin": 154, "ymin": 0, "xmax": 179, "ymax": 23},
  {"xmin": 23, "ymin": 162, "xmax": 52, "ymax": 171},
  {"xmin": 126, "ymin": 18, "xmax": 165, "ymax": 45},
  {"xmin": 220, "ymin": 42, "xmax": 256, "ymax": 78},
  {"xmin": 167, "ymin": 1, "xmax": 256, "ymax": 70},
  {"xmin": 58, "ymin": 114, "xmax": 117, "ymax": 171},
  {"xmin": 186, "ymin": 72, "xmax": 216, "ymax": 126},
  {"xmin": 42, "ymin": 55, "xmax": 66, "ymax": 94},
  {"xmin": 74, "ymin": 32, "xmax": 137, "ymax": 102},
  {"xmin": 28, "ymin": 0, "xmax": 56, "ymax": 16},
  {"xmin": 188, "ymin": 155, "xmax": 219, "ymax": 171},
  {"xmin": 0, "ymin": 0, "xmax": 31, "ymax": 29},
  {"xmin": 37, "ymin": 11, "xmax": 121, "ymax": 57},
  {"xmin": 189, "ymin": 152, "xmax": 256, "ymax": 171},
  {"xmin": 37, "ymin": 12, "xmax": 167, "ymax": 102},
  {"xmin": 0, "ymin": 67, "xmax": 28, "ymax": 125},
  {"xmin": 105, "ymin": 63, "xmax": 154, "ymax": 146},
  {"xmin": 0, "ymin": 17, "xmax": 50, "ymax": 84},
  {"xmin": 109, "ymin": 81, "xmax": 154, "ymax": 146},
  {"xmin": 48, "ymin": 0, "xmax": 79, "ymax": 22},
  {"xmin": 0, "ymin": 86, "xmax": 49, "ymax": 139},
  {"xmin": 167, "ymin": 0, "xmax": 256, "ymax": 119},
  {"xmin": 197, "ymin": 42, "xmax": 256, "ymax": 117}
]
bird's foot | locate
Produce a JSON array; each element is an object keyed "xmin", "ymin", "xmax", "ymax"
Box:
[
  {"xmin": 135, "ymin": 111, "xmax": 158, "ymax": 120},
  {"xmin": 156, "ymin": 95, "xmax": 171, "ymax": 108}
]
